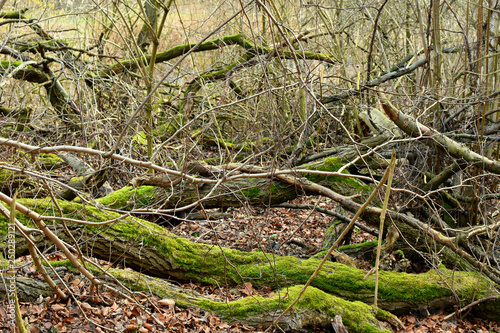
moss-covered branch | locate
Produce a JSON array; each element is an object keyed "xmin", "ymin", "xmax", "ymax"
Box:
[
  {"xmin": 96, "ymin": 34, "xmax": 249, "ymax": 77},
  {"xmin": 95, "ymin": 33, "xmax": 338, "ymax": 78},
  {"xmin": 0, "ymin": 61, "xmax": 80, "ymax": 123}
]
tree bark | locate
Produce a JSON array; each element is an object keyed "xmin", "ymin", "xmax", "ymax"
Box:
[
  {"xmin": 2, "ymin": 199, "xmax": 499, "ymax": 322},
  {"xmin": 0, "ymin": 262, "xmax": 397, "ymax": 332}
]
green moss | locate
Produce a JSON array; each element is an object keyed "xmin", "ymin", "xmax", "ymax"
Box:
[
  {"xmin": 97, "ymin": 186, "xmax": 156, "ymax": 209},
  {"xmin": 0, "ymin": 197, "xmax": 166, "ymax": 240},
  {"xmin": 37, "ymin": 153, "xmax": 65, "ymax": 169},
  {"xmin": 311, "ymin": 250, "xmax": 328, "ymax": 259},
  {"xmin": 16, "ymin": 152, "xmax": 65, "ymax": 169},
  {"xmin": 233, "ymin": 257, "xmax": 455, "ymax": 304},
  {"xmin": 0, "ymin": 60, "xmax": 23, "ymax": 69},
  {"xmin": 47, "ymin": 259, "xmax": 74, "ymax": 268},
  {"xmin": 241, "ymin": 185, "xmax": 261, "ymax": 197},
  {"xmin": 69, "ymin": 175, "xmax": 84, "ymax": 183},
  {"xmin": 198, "ymin": 285, "xmax": 389, "ymax": 332},
  {"xmin": 375, "ymin": 307, "xmax": 398, "ymax": 323},
  {"xmin": 305, "ymin": 157, "xmax": 371, "ymax": 193},
  {"xmin": 267, "ymin": 182, "xmax": 281, "ymax": 195},
  {"xmin": 339, "ymin": 240, "xmax": 378, "ymax": 251},
  {"xmin": 0, "ymin": 169, "xmax": 13, "ymax": 184}
]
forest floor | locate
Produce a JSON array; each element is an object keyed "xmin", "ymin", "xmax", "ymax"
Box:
[{"xmin": 1, "ymin": 197, "xmax": 499, "ymax": 332}]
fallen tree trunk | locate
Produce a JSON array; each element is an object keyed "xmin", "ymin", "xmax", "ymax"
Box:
[
  {"xmin": 1, "ymin": 261, "xmax": 397, "ymax": 332},
  {"xmin": 0, "ymin": 277, "xmax": 54, "ymax": 302},
  {"xmin": 3, "ymin": 140, "xmax": 498, "ymax": 285},
  {"xmin": 96, "ymin": 157, "xmax": 371, "ymax": 212},
  {"xmin": 1, "ymin": 199, "xmax": 499, "ymax": 323}
]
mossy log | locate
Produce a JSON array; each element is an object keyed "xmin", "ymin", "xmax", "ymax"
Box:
[
  {"xmin": 2, "ymin": 261, "xmax": 395, "ymax": 332},
  {"xmin": 1, "ymin": 199, "xmax": 499, "ymax": 324},
  {"xmin": 100, "ymin": 157, "xmax": 370, "ymax": 212},
  {"xmin": 102, "ymin": 161, "xmax": 488, "ymax": 275}
]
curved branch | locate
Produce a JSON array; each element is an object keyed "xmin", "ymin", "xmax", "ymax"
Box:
[{"xmin": 321, "ymin": 57, "xmax": 428, "ymax": 105}]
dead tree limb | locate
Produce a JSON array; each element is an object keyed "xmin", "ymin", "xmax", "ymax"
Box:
[{"xmin": 379, "ymin": 94, "xmax": 500, "ymax": 175}]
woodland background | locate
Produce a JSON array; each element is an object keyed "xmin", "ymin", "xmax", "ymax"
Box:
[{"xmin": 1, "ymin": 0, "xmax": 500, "ymax": 332}]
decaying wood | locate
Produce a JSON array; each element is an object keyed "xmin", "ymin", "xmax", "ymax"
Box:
[
  {"xmin": 0, "ymin": 277, "xmax": 54, "ymax": 302},
  {"xmin": 0, "ymin": 260, "xmax": 396, "ymax": 332},
  {"xmin": 332, "ymin": 315, "xmax": 349, "ymax": 333},
  {"xmin": 2, "ymin": 197, "xmax": 500, "ymax": 322},
  {"xmin": 379, "ymin": 94, "xmax": 500, "ymax": 175}
]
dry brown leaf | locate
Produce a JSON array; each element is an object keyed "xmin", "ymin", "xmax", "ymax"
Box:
[
  {"xmin": 237, "ymin": 282, "xmax": 255, "ymax": 296},
  {"xmin": 218, "ymin": 322, "xmax": 231, "ymax": 329},
  {"xmin": 51, "ymin": 304, "xmax": 65, "ymax": 312},
  {"xmin": 159, "ymin": 299, "xmax": 176, "ymax": 308},
  {"xmin": 81, "ymin": 302, "xmax": 93, "ymax": 311},
  {"xmin": 125, "ymin": 324, "xmax": 138, "ymax": 332},
  {"xmin": 155, "ymin": 312, "xmax": 169, "ymax": 323},
  {"xmin": 101, "ymin": 307, "xmax": 110, "ymax": 317}
]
